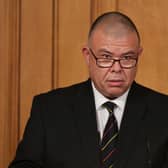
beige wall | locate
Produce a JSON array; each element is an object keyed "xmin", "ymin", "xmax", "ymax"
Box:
[{"xmin": 1, "ymin": 0, "xmax": 168, "ymax": 167}]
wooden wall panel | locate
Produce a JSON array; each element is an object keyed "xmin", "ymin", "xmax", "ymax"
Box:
[
  {"xmin": 91, "ymin": 0, "xmax": 117, "ymax": 21},
  {"xmin": 118, "ymin": 0, "xmax": 168, "ymax": 94},
  {"xmin": 20, "ymin": 0, "xmax": 53, "ymax": 137},
  {"xmin": 0, "ymin": 3, "xmax": 10, "ymax": 165},
  {"xmin": 0, "ymin": 0, "xmax": 20, "ymax": 167},
  {"xmin": 55, "ymin": 0, "xmax": 90, "ymax": 87}
]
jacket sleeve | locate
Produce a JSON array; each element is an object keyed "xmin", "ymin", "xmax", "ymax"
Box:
[
  {"xmin": 163, "ymin": 151, "xmax": 168, "ymax": 168},
  {"xmin": 8, "ymin": 95, "xmax": 46, "ymax": 168}
]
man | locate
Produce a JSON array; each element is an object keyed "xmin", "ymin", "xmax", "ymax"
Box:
[{"xmin": 9, "ymin": 11, "xmax": 168, "ymax": 168}]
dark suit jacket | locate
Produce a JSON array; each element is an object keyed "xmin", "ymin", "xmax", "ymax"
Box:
[{"xmin": 9, "ymin": 80, "xmax": 168, "ymax": 168}]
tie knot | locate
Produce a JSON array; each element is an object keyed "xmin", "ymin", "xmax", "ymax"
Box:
[{"xmin": 103, "ymin": 101, "xmax": 115, "ymax": 114}]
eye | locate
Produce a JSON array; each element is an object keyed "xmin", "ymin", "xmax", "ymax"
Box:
[
  {"xmin": 123, "ymin": 55, "xmax": 135, "ymax": 60},
  {"xmin": 101, "ymin": 54, "xmax": 112, "ymax": 59}
]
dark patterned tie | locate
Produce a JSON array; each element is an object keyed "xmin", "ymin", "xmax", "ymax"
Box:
[{"xmin": 101, "ymin": 101, "xmax": 119, "ymax": 168}]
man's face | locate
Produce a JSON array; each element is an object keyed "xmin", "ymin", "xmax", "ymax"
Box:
[{"xmin": 83, "ymin": 29, "xmax": 142, "ymax": 98}]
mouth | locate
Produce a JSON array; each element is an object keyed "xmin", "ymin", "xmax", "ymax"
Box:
[{"xmin": 106, "ymin": 79, "xmax": 124, "ymax": 87}]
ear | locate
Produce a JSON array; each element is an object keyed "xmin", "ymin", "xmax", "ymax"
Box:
[
  {"xmin": 82, "ymin": 46, "xmax": 90, "ymax": 65},
  {"xmin": 138, "ymin": 46, "xmax": 143, "ymax": 56}
]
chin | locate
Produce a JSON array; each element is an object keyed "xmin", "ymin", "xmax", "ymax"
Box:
[{"xmin": 106, "ymin": 88, "xmax": 126, "ymax": 98}]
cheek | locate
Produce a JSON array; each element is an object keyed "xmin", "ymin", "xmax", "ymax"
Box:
[
  {"xmin": 125, "ymin": 68, "xmax": 137, "ymax": 83},
  {"xmin": 89, "ymin": 64, "xmax": 108, "ymax": 81}
]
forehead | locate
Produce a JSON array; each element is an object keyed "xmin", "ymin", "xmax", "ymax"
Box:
[{"xmin": 89, "ymin": 28, "xmax": 139, "ymax": 53}]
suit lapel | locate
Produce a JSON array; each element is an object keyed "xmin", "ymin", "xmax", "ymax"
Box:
[
  {"xmin": 118, "ymin": 82, "xmax": 148, "ymax": 168},
  {"xmin": 73, "ymin": 80, "xmax": 100, "ymax": 167}
]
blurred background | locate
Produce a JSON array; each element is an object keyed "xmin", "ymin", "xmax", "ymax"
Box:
[{"xmin": 1, "ymin": 0, "xmax": 168, "ymax": 167}]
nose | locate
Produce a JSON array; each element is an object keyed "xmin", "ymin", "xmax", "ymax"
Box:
[{"xmin": 109, "ymin": 60, "xmax": 122, "ymax": 72}]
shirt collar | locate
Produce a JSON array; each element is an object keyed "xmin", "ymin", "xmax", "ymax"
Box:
[{"xmin": 91, "ymin": 81, "xmax": 130, "ymax": 111}]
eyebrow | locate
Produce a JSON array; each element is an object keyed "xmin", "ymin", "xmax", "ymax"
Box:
[
  {"xmin": 122, "ymin": 51, "xmax": 137, "ymax": 55},
  {"xmin": 97, "ymin": 48, "xmax": 137, "ymax": 56},
  {"xmin": 97, "ymin": 49, "xmax": 112, "ymax": 54}
]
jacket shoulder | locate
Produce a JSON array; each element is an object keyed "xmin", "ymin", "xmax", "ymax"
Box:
[
  {"xmin": 133, "ymin": 82, "xmax": 168, "ymax": 104},
  {"xmin": 33, "ymin": 80, "xmax": 91, "ymax": 103},
  {"xmin": 135, "ymin": 82, "xmax": 168, "ymax": 96}
]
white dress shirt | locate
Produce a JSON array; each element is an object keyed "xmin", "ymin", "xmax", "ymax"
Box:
[{"xmin": 91, "ymin": 82, "xmax": 130, "ymax": 139}]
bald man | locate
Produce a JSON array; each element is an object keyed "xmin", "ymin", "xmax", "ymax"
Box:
[{"xmin": 9, "ymin": 11, "xmax": 168, "ymax": 168}]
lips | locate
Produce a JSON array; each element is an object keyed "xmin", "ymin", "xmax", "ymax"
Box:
[{"xmin": 106, "ymin": 79, "xmax": 124, "ymax": 86}]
